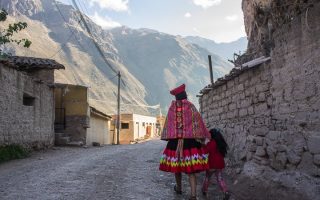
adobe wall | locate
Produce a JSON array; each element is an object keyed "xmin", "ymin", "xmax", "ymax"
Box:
[
  {"xmin": 200, "ymin": 2, "xmax": 320, "ymax": 198},
  {"xmin": 0, "ymin": 63, "xmax": 55, "ymax": 149}
]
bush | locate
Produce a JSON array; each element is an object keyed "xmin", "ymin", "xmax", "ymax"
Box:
[{"xmin": 0, "ymin": 144, "xmax": 30, "ymax": 163}]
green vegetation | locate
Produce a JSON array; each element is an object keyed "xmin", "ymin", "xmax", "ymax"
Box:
[
  {"xmin": 0, "ymin": 9, "xmax": 32, "ymax": 58},
  {"xmin": 0, "ymin": 144, "xmax": 30, "ymax": 163}
]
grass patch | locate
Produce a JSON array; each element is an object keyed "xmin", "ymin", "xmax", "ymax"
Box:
[{"xmin": 0, "ymin": 144, "xmax": 30, "ymax": 163}]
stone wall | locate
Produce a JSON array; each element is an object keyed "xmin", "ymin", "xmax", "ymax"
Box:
[
  {"xmin": 201, "ymin": 63, "xmax": 273, "ymax": 166},
  {"xmin": 200, "ymin": 2, "xmax": 320, "ymax": 197},
  {"xmin": 0, "ymin": 63, "xmax": 55, "ymax": 149}
]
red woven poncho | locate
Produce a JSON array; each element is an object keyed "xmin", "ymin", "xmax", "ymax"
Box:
[{"xmin": 161, "ymin": 99, "xmax": 210, "ymax": 140}]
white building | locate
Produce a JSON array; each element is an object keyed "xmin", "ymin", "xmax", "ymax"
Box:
[{"xmin": 111, "ymin": 114, "xmax": 157, "ymax": 144}]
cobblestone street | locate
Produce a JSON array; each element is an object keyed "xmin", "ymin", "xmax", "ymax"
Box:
[{"xmin": 0, "ymin": 139, "xmax": 232, "ymax": 200}]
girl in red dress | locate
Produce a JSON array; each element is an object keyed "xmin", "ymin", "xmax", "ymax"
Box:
[{"xmin": 202, "ymin": 128, "xmax": 230, "ymax": 200}]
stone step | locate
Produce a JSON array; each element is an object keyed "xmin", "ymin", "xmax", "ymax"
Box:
[
  {"xmin": 67, "ymin": 141, "xmax": 84, "ymax": 147},
  {"xmin": 55, "ymin": 136, "xmax": 70, "ymax": 146}
]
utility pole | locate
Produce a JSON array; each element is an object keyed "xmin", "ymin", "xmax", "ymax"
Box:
[
  {"xmin": 208, "ymin": 55, "xmax": 214, "ymax": 84},
  {"xmin": 116, "ymin": 71, "xmax": 121, "ymax": 145}
]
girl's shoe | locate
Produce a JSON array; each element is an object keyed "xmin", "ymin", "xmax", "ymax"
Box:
[
  {"xmin": 223, "ymin": 192, "xmax": 230, "ymax": 200},
  {"xmin": 173, "ymin": 185, "xmax": 182, "ymax": 195}
]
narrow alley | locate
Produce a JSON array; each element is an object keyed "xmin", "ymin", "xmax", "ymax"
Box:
[{"xmin": 0, "ymin": 139, "xmax": 231, "ymax": 200}]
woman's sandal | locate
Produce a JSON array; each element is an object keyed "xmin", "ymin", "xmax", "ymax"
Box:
[{"xmin": 173, "ymin": 185, "xmax": 182, "ymax": 195}]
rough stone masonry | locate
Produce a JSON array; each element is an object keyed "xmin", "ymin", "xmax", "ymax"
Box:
[{"xmin": 200, "ymin": 0, "xmax": 320, "ymax": 198}]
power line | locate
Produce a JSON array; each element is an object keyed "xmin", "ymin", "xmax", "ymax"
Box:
[
  {"xmin": 71, "ymin": 0, "xmax": 118, "ymax": 75},
  {"xmin": 90, "ymin": 98, "xmax": 160, "ymax": 109},
  {"xmin": 53, "ymin": 0, "xmax": 88, "ymax": 53},
  {"xmin": 49, "ymin": 32, "xmax": 74, "ymax": 58}
]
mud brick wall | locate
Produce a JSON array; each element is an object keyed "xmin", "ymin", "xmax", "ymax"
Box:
[
  {"xmin": 201, "ymin": 63, "xmax": 273, "ymax": 165},
  {"xmin": 0, "ymin": 64, "xmax": 55, "ymax": 149},
  {"xmin": 200, "ymin": 3, "xmax": 320, "ymax": 177}
]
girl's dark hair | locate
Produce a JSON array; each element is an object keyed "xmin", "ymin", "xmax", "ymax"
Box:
[
  {"xmin": 210, "ymin": 128, "xmax": 229, "ymax": 157},
  {"xmin": 175, "ymin": 91, "xmax": 187, "ymax": 100}
]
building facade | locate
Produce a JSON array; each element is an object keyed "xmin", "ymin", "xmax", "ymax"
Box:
[
  {"xmin": 54, "ymin": 83, "xmax": 112, "ymax": 146},
  {"xmin": 0, "ymin": 56, "xmax": 64, "ymax": 149},
  {"xmin": 112, "ymin": 114, "xmax": 157, "ymax": 144}
]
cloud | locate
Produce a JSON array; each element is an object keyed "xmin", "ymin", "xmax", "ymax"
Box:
[
  {"xmin": 225, "ymin": 15, "xmax": 239, "ymax": 21},
  {"xmin": 89, "ymin": 12, "xmax": 121, "ymax": 29},
  {"xmin": 193, "ymin": 27, "xmax": 201, "ymax": 34},
  {"xmin": 184, "ymin": 12, "xmax": 192, "ymax": 18},
  {"xmin": 88, "ymin": 0, "xmax": 129, "ymax": 12},
  {"xmin": 192, "ymin": 0, "xmax": 222, "ymax": 9}
]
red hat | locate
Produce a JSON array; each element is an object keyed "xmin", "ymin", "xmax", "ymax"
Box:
[{"xmin": 170, "ymin": 84, "xmax": 186, "ymax": 95}]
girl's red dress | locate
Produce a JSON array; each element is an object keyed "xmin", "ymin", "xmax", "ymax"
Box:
[{"xmin": 206, "ymin": 140, "xmax": 225, "ymax": 169}]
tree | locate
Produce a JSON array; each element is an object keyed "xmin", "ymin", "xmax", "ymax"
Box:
[{"xmin": 0, "ymin": 9, "xmax": 32, "ymax": 58}]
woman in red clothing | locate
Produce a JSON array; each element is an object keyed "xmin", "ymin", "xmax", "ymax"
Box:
[
  {"xmin": 159, "ymin": 84, "xmax": 210, "ymax": 200},
  {"xmin": 202, "ymin": 128, "xmax": 230, "ymax": 200}
]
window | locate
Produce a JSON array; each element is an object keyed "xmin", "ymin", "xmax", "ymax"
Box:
[
  {"xmin": 121, "ymin": 123, "xmax": 129, "ymax": 129},
  {"xmin": 142, "ymin": 122, "xmax": 145, "ymax": 127},
  {"xmin": 23, "ymin": 93, "xmax": 35, "ymax": 106}
]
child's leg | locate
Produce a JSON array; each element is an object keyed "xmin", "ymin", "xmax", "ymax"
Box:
[
  {"xmin": 215, "ymin": 170, "xmax": 228, "ymax": 193},
  {"xmin": 202, "ymin": 169, "xmax": 214, "ymax": 193}
]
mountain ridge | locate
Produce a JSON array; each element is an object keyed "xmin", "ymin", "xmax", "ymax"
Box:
[
  {"xmin": 185, "ymin": 36, "xmax": 248, "ymax": 61},
  {"xmin": 1, "ymin": 0, "xmax": 234, "ymax": 114}
]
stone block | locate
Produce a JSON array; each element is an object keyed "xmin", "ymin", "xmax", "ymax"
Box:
[
  {"xmin": 239, "ymin": 108, "xmax": 248, "ymax": 117},
  {"xmin": 249, "ymin": 126, "xmax": 268, "ymax": 136},
  {"xmin": 298, "ymin": 152, "xmax": 320, "ymax": 177},
  {"xmin": 248, "ymin": 106, "xmax": 254, "ymax": 115},
  {"xmin": 307, "ymin": 134, "xmax": 320, "ymax": 154},
  {"xmin": 238, "ymin": 92, "xmax": 245, "ymax": 100},
  {"xmin": 258, "ymin": 93, "xmax": 266, "ymax": 102},
  {"xmin": 314, "ymin": 154, "xmax": 320, "ymax": 166},
  {"xmin": 248, "ymin": 143, "xmax": 257, "ymax": 152},
  {"xmin": 238, "ymin": 83, "xmax": 244, "ymax": 91},
  {"xmin": 287, "ymin": 150, "xmax": 302, "ymax": 165},
  {"xmin": 276, "ymin": 145, "xmax": 288, "ymax": 152},
  {"xmin": 246, "ymin": 152, "xmax": 253, "ymax": 161},
  {"xmin": 239, "ymin": 72, "xmax": 249, "ymax": 83},
  {"xmin": 227, "ymin": 80, "xmax": 234, "ymax": 89},
  {"xmin": 254, "ymin": 103, "xmax": 269, "ymax": 114},
  {"xmin": 266, "ymin": 131, "xmax": 280, "ymax": 141},
  {"xmin": 244, "ymin": 80, "xmax": 250, "ymax": 87},
  {"xmin": 228, "ymin": 103, "xmax": 236, "ymax": 111},
  {"xmin": 256, "ymin": 83, "xmax": 269, "ymax": 93},
  {"xmin": 271, "ymin": 152, "xmax": 287, "ymax": 171},
  {"xmin": 255, "ymin": 146, "xmax": 266, "ymax": 157},
  {"xmin": 254, "ymin": 136, "xmax": 264, "ymax": 146},
  {"xmin": 240, "ymin": 99, "xmax": 252, "ymax": 108},
  {"xmin": 266, "ymin": 146, "xmax": 276, "ymax": 159},
  {"xmin": 261, "ymin": 158, "xmax": 270, "ymax": 166}
]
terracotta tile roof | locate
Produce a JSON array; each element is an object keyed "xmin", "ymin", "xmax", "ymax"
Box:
[
  {"xmin": 0, "ymin": 56, "xmax": 65, "ymax": 70},
  {"xmin": 90, "ymin": 106, "xmax": 112, "ymax": 119}
]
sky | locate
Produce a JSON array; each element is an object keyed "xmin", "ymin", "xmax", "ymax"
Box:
[{"xmin": 59, "ymin": 0, "xmax": 246, "ymax": 43}]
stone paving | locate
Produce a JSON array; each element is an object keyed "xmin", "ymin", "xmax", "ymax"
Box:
[{"xmin": 0, "ymin": 139, "xmax": 233, "ymax": 200}]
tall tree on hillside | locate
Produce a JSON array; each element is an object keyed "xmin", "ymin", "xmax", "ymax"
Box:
[{"xmin": 0, "ymin": 9, "xmax": 31, "ymax": 58}]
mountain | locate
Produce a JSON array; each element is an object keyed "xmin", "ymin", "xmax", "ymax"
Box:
[
  {"xmin": 108, "ymin": 27, "xmax": 233, "ymax": 110},
  {"xmin": 1, "ymin": 0, "xmax": 233, "ymax": 114},
  {"xmin": 184, "ymin": 36, "xmax": 248, "ymax": 61}
]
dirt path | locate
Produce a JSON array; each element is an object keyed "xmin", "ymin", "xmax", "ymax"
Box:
[{"xmin": 0, "ymin": 139, "xmax": 237, "ymax": 200}]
